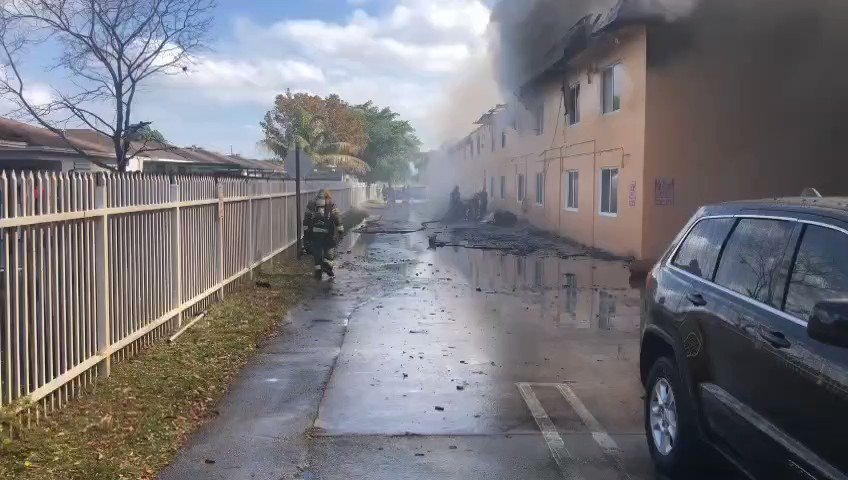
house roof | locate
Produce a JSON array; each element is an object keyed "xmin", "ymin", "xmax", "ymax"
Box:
[
  {"xmin": 0, "ymin": 118, "xmax": 114, "ymax": 159},
  {"xmin": 0, "ymin": 118, "xmax": 283, "ymax": 173}
]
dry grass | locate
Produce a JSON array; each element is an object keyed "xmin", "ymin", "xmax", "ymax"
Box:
[{"xmin": 0, "ymin": 258, "xmax": 314, "ymax": 480}]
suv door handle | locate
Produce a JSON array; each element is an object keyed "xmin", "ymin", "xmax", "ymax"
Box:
[
  {"xmin": 758, "ymin": 327, "xmax": 791, "ymax": 349},
  {"xmin": 686, "ymin": 292, "xmax": 707, "ymax": 307}
]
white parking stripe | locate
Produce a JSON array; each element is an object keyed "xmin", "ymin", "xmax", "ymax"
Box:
[
  {"xmin": 555, "ymin": 383, "xmax": 633, "ymax": 480},
  {"xmin": 516, "ymin": 382, "xmax": 585, "ymax": 480}
]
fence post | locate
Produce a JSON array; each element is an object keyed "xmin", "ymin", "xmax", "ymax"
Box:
[
  {"xmin": 215, "ymin": 180, "xmax": 225, "ymax": 299},
  {"xmin": 246, "ymin": 186, "xmax": 254, "ymax": 279},
  {"xmin": 169, "ymin": 181, "xmax": 182, "ymax": 327},
  {"xmin": 268, "ymin": 180, "xmax": 274, "ymax": 258},
  {"xmin": 94, "ymin": 174, "xmax": 111, "ymax": 377}
]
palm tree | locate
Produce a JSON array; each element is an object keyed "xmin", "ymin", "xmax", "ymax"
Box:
[{"xmin": 261, "ymin": 107, "xmax": 369, "ymax": 176}]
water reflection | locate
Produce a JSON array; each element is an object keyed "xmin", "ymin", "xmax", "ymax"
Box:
[{"xmin": 437, "ymin": 248, "xmax": 641, "ymax": 333}]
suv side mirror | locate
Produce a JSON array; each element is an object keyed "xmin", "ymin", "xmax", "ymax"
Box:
[{"xmin": 808, "ymin": 300, "xmax": 848, "ymax": 348}]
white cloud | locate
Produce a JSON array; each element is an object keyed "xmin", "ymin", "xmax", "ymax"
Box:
[
  {"xmin": 22, "ymin": 83, "xmax": 53, "ymax": 106},
  {"xmin": 153, "ymin": 0, "xmax": 496, "ymax": 148}
]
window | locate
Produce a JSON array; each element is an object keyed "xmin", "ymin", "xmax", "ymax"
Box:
[
  {"xmin": 714, "ymin": 219, "xmax": 795, "ymax": 306},
  {"xmin": 568, "ymin": 84, "xmax": 580, "ymax": 125},
  {"xmin": 501, "ymin": 130, "xmax": 506, "ymax": 148},
  {"xmin": 517, "ymin": 174, "xmax": 525, "ymax": 201},
  {"xmin": 602, "ymin": 64, "xmax": 623, "ymax": 114},
  {"xmin": 535, "ymin": 103, "xmax": 544, "ymax": 135},
  {"xmin": 500, "ymin": 176, "xmax": 505, "ymax": 199},
  {"xmin": 785, "ymin": 225, "xmax": 848, "ymax": 320},
  {"xmin": 490, "ymin": 177, "xmax": 494, "ymax": 198},
  {"xmin": 565, "ymin": 171, "xmax": 579, "ymax": 210},
  {"xmin": 599, "ymin": 168, "xmax": 619, "ymax": 215},
  {"xmin": 535, "ymin": 172, "xmax": 544, "ymax": 205},
  {"xmin": 672, "ymin": 218, "xmax": 735, "ymax": 280}
]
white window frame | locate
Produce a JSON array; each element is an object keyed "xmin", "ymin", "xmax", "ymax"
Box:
[
  {"xmin": 517, "ymin": 174, "xmax": 525, "ymax": 202},
  {"xmin": 599, "ymin": 167, "xmax": 619, "ymax": 217},
  {"xmin": 568, "ymin": 83, "xmax": 580, "ymax": 126},
  {"xmin": 535, "ymin": 172, "xmax": 544, "ymax": 205},
  {"xmin": 601, "ymin": 63, "xmax": 622, "ymax": 114},
  {"xmin": 565, "ymin": 170, "xmax": 579, "ymax": 211}
]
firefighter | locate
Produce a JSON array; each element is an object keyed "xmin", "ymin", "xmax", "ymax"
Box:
[{"xmin": 303, "ymin": 190, "xmax": 344, "ymax": 279}]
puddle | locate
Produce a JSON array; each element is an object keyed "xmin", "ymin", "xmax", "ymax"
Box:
[{"xmin": 435, "ymin": 248, "xmax": 643, "ymax": 333}]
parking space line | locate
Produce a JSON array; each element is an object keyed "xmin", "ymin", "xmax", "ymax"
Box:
[
  {"xmin": 554, "ymin": 383, "xmax": 632, "ymax": 480},
  {"xmin": 516, "ymin": 382, "xmax": 585, "ymax": 480}
]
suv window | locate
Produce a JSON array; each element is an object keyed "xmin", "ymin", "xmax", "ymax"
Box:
[
  {"xmin": 672, "ymin": 218, "xmax": 735, "ymax": 279},
  {"xmin": 714, "ymin": 218, "xmax": 794, "ymax": 306},
  {"xmin": 785, "ymin": 225, "xmax": 848, "ymax": 320}
]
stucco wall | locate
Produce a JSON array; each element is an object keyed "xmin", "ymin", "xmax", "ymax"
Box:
[
  {"xmin": 642, "ymin": 22, "xmax": 848, "ymax": 260},
  {"xmin": 451, "ymin": 27, "xmax": 649, "ymax": 260}
]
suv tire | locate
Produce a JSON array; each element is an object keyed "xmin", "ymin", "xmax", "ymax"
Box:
[{"xmin": 645, "ymin": 356, "xmax": 700, "ymax": 475}]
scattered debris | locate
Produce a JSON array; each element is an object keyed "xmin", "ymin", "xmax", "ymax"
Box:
[
  {"xmin": 456, "ymin": 385, "xmax": 464, "ymax": 391},
  {"xmin": 492, "ymin": 210, "xmax": 517, "ymax": 227},
  {"xmin": 408, "ymin": 329, "xmax": 429, "ymax": 334},
  {"xmin": 435, "ymin": 406, "xmax": 445, "ymax": 411}
]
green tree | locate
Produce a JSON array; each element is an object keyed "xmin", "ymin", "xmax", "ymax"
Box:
[
  {"xmin": 261, "ymin": 91, "xmax": 369, "ymax": 175},
  {"xmin": 355, "ymin": 102, "xmax": 421, "ymax": 184},
  {"xmin": 139, "ymin": 126, "xmax": 167, "ymax": 144},
  {"xmin": 261, "ymin": 106, "xmax": 369, "ymax": 175}
]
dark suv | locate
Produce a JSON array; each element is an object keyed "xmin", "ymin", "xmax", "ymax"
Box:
[{"xmin": 640, "ymin": 198, "xmax": 848, "ymax": 479}]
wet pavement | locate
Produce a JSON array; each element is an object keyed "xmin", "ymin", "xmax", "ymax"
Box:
[{"xmin": 161, "ymin": 204, "xmax": 738, "ymax": 480}]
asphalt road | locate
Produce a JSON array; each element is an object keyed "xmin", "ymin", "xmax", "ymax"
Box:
[{"xmin": 161, "ymin": 205, "xmax": 737, "ymax": 480}]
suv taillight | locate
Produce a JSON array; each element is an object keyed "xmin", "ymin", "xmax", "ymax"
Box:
[{"xmin": 645, "ymin": 263, "xmax": 659, "ymax": 291}]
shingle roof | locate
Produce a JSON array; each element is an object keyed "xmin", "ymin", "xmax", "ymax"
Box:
[
  {"xmin": 0, "ymin": 118, "xmax": 113, "ymax": 158},
  {"xmin": 0, "ymin": 119, "xmax": 283, "ymax": 173}
]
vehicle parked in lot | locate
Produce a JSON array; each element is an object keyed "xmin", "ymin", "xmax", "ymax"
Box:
[{"xmin": 640, "ymin": 198, "xmax": 848, "ymax": 479}]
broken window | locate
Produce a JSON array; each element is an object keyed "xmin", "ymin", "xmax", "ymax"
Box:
[
  {"xmin": 600, "ymin": 167, "xmax": 619, "ymax": 215},
  {"xmin": 602, "ymin": 64, "xmax": 622, "ymax": 114},
  {"xmin": 568, "ymin": 84, "xmax": 580, "ymax": 125},
  {"xmin": 535, "ymin": 172, "xmax": 544, "ymax": 205}
]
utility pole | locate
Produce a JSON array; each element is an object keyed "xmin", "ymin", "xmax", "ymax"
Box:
[{"xmin": 295, "ymin": 142, "xmax": 303, "ymax": 258}]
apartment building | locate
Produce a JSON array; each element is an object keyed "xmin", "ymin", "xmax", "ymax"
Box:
[{"xmin": 451, "ymin": 1, "xmax": 848, "ymax": 262}]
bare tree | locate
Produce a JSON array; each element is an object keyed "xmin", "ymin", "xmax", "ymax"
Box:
[{"xmin": 0, "ymin": 0, "xmax": 215, "ymax": 171}]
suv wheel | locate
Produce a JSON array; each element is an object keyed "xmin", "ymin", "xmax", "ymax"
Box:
[{"xmin": 645, "ymin": 357, "xmax": 699, "ymax": 475}]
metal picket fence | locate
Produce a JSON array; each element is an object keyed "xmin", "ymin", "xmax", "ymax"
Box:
[{"xmin": 0, "ymin": 171, "xmax": 367, "ymax": 412}]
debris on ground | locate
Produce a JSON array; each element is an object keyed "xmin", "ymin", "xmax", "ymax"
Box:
[
  {"xmin": 492, "ymin": 210, "xmax": 517, "ymax": 227},
  {"xmin": 434, "ymin": 406, "xmax": 445, "ymax": 411}
]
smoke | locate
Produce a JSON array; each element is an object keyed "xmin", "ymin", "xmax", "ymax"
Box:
[{"xmin": 489, "ymin": 0, "xmax": 704, "ymax": 93}]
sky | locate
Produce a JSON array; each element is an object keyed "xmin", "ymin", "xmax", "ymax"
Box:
[{"xmin": 11, "ymin": 0, "xmax": 496, "ymax": 158}]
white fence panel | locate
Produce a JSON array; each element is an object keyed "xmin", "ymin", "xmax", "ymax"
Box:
[{"xmin": 0, "ymin": 172, "xmax": 368, "ymax": 411}]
